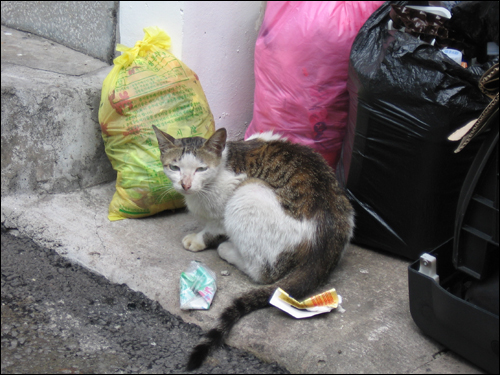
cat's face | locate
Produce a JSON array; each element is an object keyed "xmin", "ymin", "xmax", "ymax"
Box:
[{"xmin": 153, "ymin": 126, "xmax": 227, "ymax": 195}]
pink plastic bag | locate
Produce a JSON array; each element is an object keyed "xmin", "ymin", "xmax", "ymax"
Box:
[{"xmin": 245, "ymin": 1, "xmax": 384, "ymax": 169}]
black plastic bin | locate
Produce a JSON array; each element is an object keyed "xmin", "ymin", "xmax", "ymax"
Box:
[
  {"xmin": 453, "ymin": 122, "xmax": 499, "ymax": 281},
  {"xmin": 408, "ymin": 240, "xmax": 499, "ymax": 374},
  {"xmin": 409, "ymin": 123, "xmax": 499, "ymax": 373}
]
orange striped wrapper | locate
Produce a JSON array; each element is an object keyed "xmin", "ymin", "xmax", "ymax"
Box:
[{"xmin": 277, "ymin": 287, "xmax": 339, "ymax": 310}]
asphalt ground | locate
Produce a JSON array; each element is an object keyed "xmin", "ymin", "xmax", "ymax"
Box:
[{"xmin": 1, "ymin": 228, "xmax": 289, "ymax": 374}]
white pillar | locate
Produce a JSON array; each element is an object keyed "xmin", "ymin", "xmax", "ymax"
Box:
[{"xmin": 119, "ymin": 1, "xmax": 263, "ymax": 139}]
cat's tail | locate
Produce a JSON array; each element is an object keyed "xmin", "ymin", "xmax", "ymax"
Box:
[
  {"xmin": 186, "ymin": 284, "xmax": 276, "ymax": 370},
  {"xmin": 185, "ymin": 257, "xmax": 333, "ymax": 371}
]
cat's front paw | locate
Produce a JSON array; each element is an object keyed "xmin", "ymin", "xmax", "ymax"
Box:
[{"xmin": 182, "ymin": 233, "xmax": 206, "ymax": 252}]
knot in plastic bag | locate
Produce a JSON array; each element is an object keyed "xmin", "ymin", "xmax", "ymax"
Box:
[{"xmin": 113, "ymin": 26, "xmax": 171, "ymax": 68}]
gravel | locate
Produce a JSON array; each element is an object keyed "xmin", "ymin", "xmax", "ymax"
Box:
[{"xmin": 1, "ymin": 227, "xmax": 289, "ymax": 374}]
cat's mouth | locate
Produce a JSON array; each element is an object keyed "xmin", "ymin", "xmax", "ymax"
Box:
[{"xmin": 176, "ymin": 187, "xmax": 196, "ymax": 195}]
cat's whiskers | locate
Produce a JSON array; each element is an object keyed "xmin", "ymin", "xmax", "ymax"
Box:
[
  {"xmin": 195, "ymin": 186, "xmax": 212, "ymax": 201},
  {"xmin": 195, "ymin": 179, "xmax": 215, "ymax": 197},
  {"xmin": 154, "ymin": 184, "xmax": 177, "ymax": 204}
]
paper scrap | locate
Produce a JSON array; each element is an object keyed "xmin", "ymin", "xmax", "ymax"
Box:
[{"xmin": 269, "ymin": 287, "xmax": 342, "ymax": 319}]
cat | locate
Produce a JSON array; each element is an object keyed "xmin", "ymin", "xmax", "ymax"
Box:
[{"xmin": 152, "ymin": 125, "xmax": 355, "ymax": 370}]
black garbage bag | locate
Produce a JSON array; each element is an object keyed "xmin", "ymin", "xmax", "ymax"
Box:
[{"xmin": 338, "ymin": 1, "xmax": 492, "ymax": 260}]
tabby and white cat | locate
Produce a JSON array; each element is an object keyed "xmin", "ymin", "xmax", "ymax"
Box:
[{"xmin": 152, "ymin": 125, "xmax": 354, "ymax": 370}]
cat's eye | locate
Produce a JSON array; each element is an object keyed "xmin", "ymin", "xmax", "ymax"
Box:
[
  {"xmin": 196, "ymin": 167, "xmax": 208, "ymax": 172},
  {"xmin": 169, "ymin": 165, "xmax": 180, "ymax": 171}
]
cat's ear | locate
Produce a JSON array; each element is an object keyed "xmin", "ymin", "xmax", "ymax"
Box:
[
  {"xmin": 203, "ymin": 128, "xmax": 227, "ymax": 157},
  {"xmin": 152, "ymin": 125, "xmax": 176, "ymax": 153}
]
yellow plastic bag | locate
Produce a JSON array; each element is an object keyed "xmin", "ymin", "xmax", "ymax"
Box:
[{"xmin": 99, "ymin": 27, "xmax": 215, "ymax": 221}]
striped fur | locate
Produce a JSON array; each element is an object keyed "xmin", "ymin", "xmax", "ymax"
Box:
[{"xmin": 152, "ymin": 126, "xmax": 354, "ymax": 370}]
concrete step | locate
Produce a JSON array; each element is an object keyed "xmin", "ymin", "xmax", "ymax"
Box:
[{"xmin": 1, "ymin": 25, "xmax": 115, "ymax": 196}]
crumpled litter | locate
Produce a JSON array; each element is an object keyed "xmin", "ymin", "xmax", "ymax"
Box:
[{"xmin": 180, "ymin": 261, "xmax": 217, "ymax": 310}]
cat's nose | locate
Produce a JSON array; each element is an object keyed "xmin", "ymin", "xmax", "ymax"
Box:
[{"xmin": 181, "ymin": 181, "xmax": 191, "ymax": 191}]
